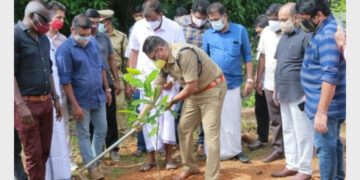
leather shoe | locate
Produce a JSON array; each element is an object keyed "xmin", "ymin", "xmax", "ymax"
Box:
[
  {"xmin": 172, "ymin": 170, "xmax": 200, "ymax": 180},
  {"xmin": 248, "ymin": 139, "xmax": 267, "ymax": 151},
  {"xmin": 262, "ymin": 151, "xmax": 284, "ymax": 163},
  {"xmin": 289, "ymin": 172, "xmax": 312, "ymax": 180},
  {"xmin": 271, "ymin": 168, "xmax": 297, "ymax": 177}
]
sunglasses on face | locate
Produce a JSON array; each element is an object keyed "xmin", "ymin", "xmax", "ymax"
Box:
[{"xmin": 34, "ymin": 12, "xmax": 50, "ymax": 24}]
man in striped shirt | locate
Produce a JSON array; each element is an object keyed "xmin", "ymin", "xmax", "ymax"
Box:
[{"xmin": 296, "ymin": 0, "xmax": 346, "ymax": 179}]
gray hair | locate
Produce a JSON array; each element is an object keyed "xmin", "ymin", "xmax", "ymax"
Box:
[
  {"xmin": 143, "ymin": 0, "xmax": 162, "ymax": 18},
  {"xmin": 72, "ymin": 14, "xmax": 92, "ymax": 32},
  {"xmin": 207, "ymin": 2, "xmax": 226, "ymax": 16},
  {"xmin": 142, "ymin": 36, "xmax": 167, "ymax": 56}
]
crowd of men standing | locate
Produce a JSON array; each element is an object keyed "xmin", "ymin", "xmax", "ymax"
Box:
[{"xmin": 14, "ymin": 0, "xmax": 346, "ymax": 180}]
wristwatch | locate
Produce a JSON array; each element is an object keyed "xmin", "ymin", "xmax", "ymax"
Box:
[
  {"xmin": 52, "ymin": 95, "xmax": 60, "ymax": 101},
  {"xmin": 246, "ymin": 78, "xmax": 254, "ymax": 83},
  {"xmin": 106, "ymin": 88, "xmax": 112, "ymax": 93}
]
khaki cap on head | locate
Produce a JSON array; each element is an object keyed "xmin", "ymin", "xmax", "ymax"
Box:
[{"xmin": 98, "ymin": 9, "xmax": 114, "ymax": 21}]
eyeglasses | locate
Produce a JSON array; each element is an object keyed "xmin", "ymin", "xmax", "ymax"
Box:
[
  {"xmin": 150, "ymin": 48, "xmax": 159, "ymax": 60},
  {"xmin": 34, "ymin": 12, "xmax": 50, "ymax": 24}
]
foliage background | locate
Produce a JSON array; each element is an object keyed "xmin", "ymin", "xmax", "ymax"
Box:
[{"xmin": 14, "ymin": 0, "xmax": 346, "ymax": 107}]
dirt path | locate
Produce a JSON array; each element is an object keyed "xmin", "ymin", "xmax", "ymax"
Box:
[{"xmin": 71, "ymin": 107, "xmax": 346, "ymax": 180}]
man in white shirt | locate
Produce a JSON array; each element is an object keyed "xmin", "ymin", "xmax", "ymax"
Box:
[
  {"xmin": 255, "ymin": 3, "xmax": 285, "ymax": 163},
  {"xmin": 127, "ymin": 0, "xmax": 186, "ymax": 172}
]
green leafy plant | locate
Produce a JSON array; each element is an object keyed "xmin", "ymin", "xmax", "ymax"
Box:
[{"xmin": 119, "ymin": 68, "xmax": 177, "ymax": 180}]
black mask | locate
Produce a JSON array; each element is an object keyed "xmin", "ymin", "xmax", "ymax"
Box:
[{"xmin": 300, "ymin": 18, "xmax": 318, "ymax": 33}]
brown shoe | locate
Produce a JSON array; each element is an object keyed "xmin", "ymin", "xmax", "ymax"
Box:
[
  {"xmin": 172, "ymin": 170, "xmax": 201, "ymax": 180},
  {"xmin": 271, "ymin": 168, "xmax": 297, "ymax": 177},
  {"xmin": 197, "ymin": 144, "xmax": 205, "ymax": 157},
  {"xmin": 262, "ymin": 151, "xmax": 284, "ymax": 163},
  {"xmin": 88, "ymin": 167, "xmax": 104, "ymax": 180},
  {"xmin": 289, "ymin": 172, "xmax": 312, "ymax": 180}
]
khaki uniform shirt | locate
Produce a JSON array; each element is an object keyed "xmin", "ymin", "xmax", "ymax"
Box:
[
  {"xmin": 109, "ymin": 29, "xmax": 128, "ymax": 77},
  {"xmin": 154, "ymin": 43, "xmax": 223, "ymax": 96}
]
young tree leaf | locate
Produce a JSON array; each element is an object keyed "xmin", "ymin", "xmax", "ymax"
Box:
[
  {"xmin": 146, "ymin": 70, "xmax": 159, "ymax": 82},
  {"xmin": 126, "ymin": 68, "xmax": 141, "ymax": 75},
  {"xmin": 169, "ymin": 109, "xmax": 178, "ymax": 119},
  {"xmin": 153, "ymin": 86, "xmax": 160, "ymax": 100},
  {"xmin": 161, "ymin": 95, "xmax": 168, "ymax": 103},
  {"xmin": 118, "ymin": 110, "xmax": 138, "ymax": 115},
  {"xmin": 131, "ymin": 99, "xmax": 152, "ymax": 106},
  {"xmin": 147, "ymin": 127, "xmax": 158, "ymax": 137}
]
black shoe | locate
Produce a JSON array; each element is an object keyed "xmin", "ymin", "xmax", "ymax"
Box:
[
  {"xmin": 248, "ymin": 139, "xmax": 267, "ymax": 151},
  {"xmin": 237, "ymin": 152, "xmax": 250, "ymax": 163}
]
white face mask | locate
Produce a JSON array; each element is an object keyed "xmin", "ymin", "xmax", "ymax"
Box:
[
  {"xmin": 146, "ymin": 16, "xmax": 161, "ymax": 30},
  {"xmin": 269, "ymin": 20, "xmax": 281, "ymax": 32},
  {"xmin": 211, "ymin": 16, "xmax": 225, "ymax": 31},
  {"xmin": 280, "ymin": 19, "xmax": 295, "ymax": 34},
  {"xmin": 192, "ymin": 15, "xmax": 207, "ymax": 27}
]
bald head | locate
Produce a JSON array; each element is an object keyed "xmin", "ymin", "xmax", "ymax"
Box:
[
  {"xmin": 278, "ymin": 2, "xmax": 296, "ymax": 21},
  {"xmin": 24, "ymin": 1, "xmax": 49, "ymax": 19}
]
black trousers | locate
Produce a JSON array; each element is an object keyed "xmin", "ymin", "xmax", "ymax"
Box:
[
  {"xmin": 14, "ymin": 129, "xmax": 28, "ymax": 180},
  {"xmin": 255, "ymin": 91, "xmax": 270, "ymax": 143},
  {"xmin": 90, "ymin": 86, "xmax": 119, "ymax": 152}
]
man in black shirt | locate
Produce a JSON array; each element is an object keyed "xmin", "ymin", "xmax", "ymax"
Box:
[{"xmin": 14, "ymin": 1, "xmax": 62, "ymax": 180}]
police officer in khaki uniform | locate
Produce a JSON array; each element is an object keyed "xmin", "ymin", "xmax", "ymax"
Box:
[
  {"xmin": 141, "ymin": 36, "xmax": 226, "ymax": 180},
  {"xmin": 98, "ymin": 9, "xmax": 129, "ymax": 135}
]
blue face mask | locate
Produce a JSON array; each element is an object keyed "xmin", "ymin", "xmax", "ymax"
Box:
[
  {"xmin": 75, "ymin": 35, "xmax": 90, "ymax": 47},
  {"xmin": 211, "ymin": 16, "xmax": 225, "ymax": 31},
  {"xmin": 76, "ymin": 35, "xmax": 90, "ymax": 41},
  {"xmin": 98, "ymin": 23, "xmax": 107, "ymax": 33}
]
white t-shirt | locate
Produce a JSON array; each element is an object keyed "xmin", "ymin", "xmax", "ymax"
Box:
[
  {"xmin": 257, "ymin": 26, "xmax": 282, "ymax": 91},
  {"xmin": 129, "ymin": 15, "xmax": 186, "ymax": 81}
]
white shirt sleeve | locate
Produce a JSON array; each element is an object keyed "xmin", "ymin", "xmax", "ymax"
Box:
[
  {"xmin": 174, "ymin": 24, "xmax": 186, "ymax": 43},
  {"xmin": 257, "ymin": 28, "xmax": 266, "ymax": 54},
  {"xmin": 129, "ymin": 24, "xmax": 140, "ymax": 51}
]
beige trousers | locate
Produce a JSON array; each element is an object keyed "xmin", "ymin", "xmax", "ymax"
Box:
[
  {"xmin": 178, "ymin": 81, "xmax": 226, "ymax": 180},
  {"xmin": 116, "ymin": 76, "xmax": 129, "ymax": 134}
]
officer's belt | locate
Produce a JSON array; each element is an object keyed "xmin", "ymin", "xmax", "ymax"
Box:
[{"xmin": 198, "ymin": 74, "xmax": 225, "ymax": 94}]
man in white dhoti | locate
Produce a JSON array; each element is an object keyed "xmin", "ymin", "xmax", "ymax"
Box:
[
  {"xmin": 202, "ymin": 2, "xmax": 253, "ymax": 163},
  {"xmin": 127, "ymin": 0, "xmax": 186, "ymax": 171},
  {"xmin": 44, "ymin": 2, "xmax": 72, "ymax": 179}
]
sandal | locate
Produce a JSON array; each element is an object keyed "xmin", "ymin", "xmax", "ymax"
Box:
[
  {"xmin": 165, "ymin": 161, "xmax": 178, "ymax": 170},
  {"xmin": 133, "ymin": 149, "xmax": 145, "ymax": 157},
  {"xmin": 139, "ymin": 162, "xmax": 157, "ymax": 172}
]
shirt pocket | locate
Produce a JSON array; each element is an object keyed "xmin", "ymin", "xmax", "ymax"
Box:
[
  {"xmin": 303, "ymin": 42, "xmax": 319, "ymax": 68},
  {"xmin": 228, "ymin": 40, "xmax": 242, "ymax": 56}
]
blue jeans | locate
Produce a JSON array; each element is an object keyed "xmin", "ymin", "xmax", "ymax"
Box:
[
  {"xmin": 76, "ymin": 105, "xmax": 107, "ymax": 169},
  {"xmin": 311, "ymin": 118, "xmax": 345, "ymax": 180},
  {"xmin": 134, "ymin": 89, "xmax": 146, "ymax": 151},
  {"xmin": 198, "ymin": 124, "xmax": 204, "ymax": 145}
]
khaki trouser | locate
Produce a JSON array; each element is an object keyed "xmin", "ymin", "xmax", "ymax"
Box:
[
  {"xmin": 178, "ymin": 81, "xmax": 226, "ymax": 180},
  {"xmin": 116, "ymin": 76, "xmax": 129, "ymax": 134}
]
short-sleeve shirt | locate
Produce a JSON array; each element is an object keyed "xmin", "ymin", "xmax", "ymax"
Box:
[
  {"xmin": 56, "ymin": 36, "xmax": 106, "ymax": 110},
  {"xmin": 257, "ymin": 26, "xmax": 282, "ymax": 91},
  {"xmin": 109, "ymin": 29, "xmax": 128, "ymax": 77},
  {"xmin": 95, "ymin": 31, "xmax": 114, "ymax": 86},
  {"xmin": 203, "ymin": 22, "xmax": 253, "ymax": 89},
  {"xmin": 14, "ymin": 21, "xmax": 53, "ymax": 96},
  {"xmin": 274, "ymin": 27, "xmax": 312, "ymax": 103},
  {"xmin": 300, "ymin": 14, "xmax": 346, "ymax": 120},
  {"xmin": 153, "ymin": 43, "xmax": 223, "ymax": 94},
  {"xmin": 175, "ymin": 15, "xmax": 211, "ymax": 48},
  {"xmin": 128, "ymin": 15, "xmax": 186, "ymax": 81}
]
